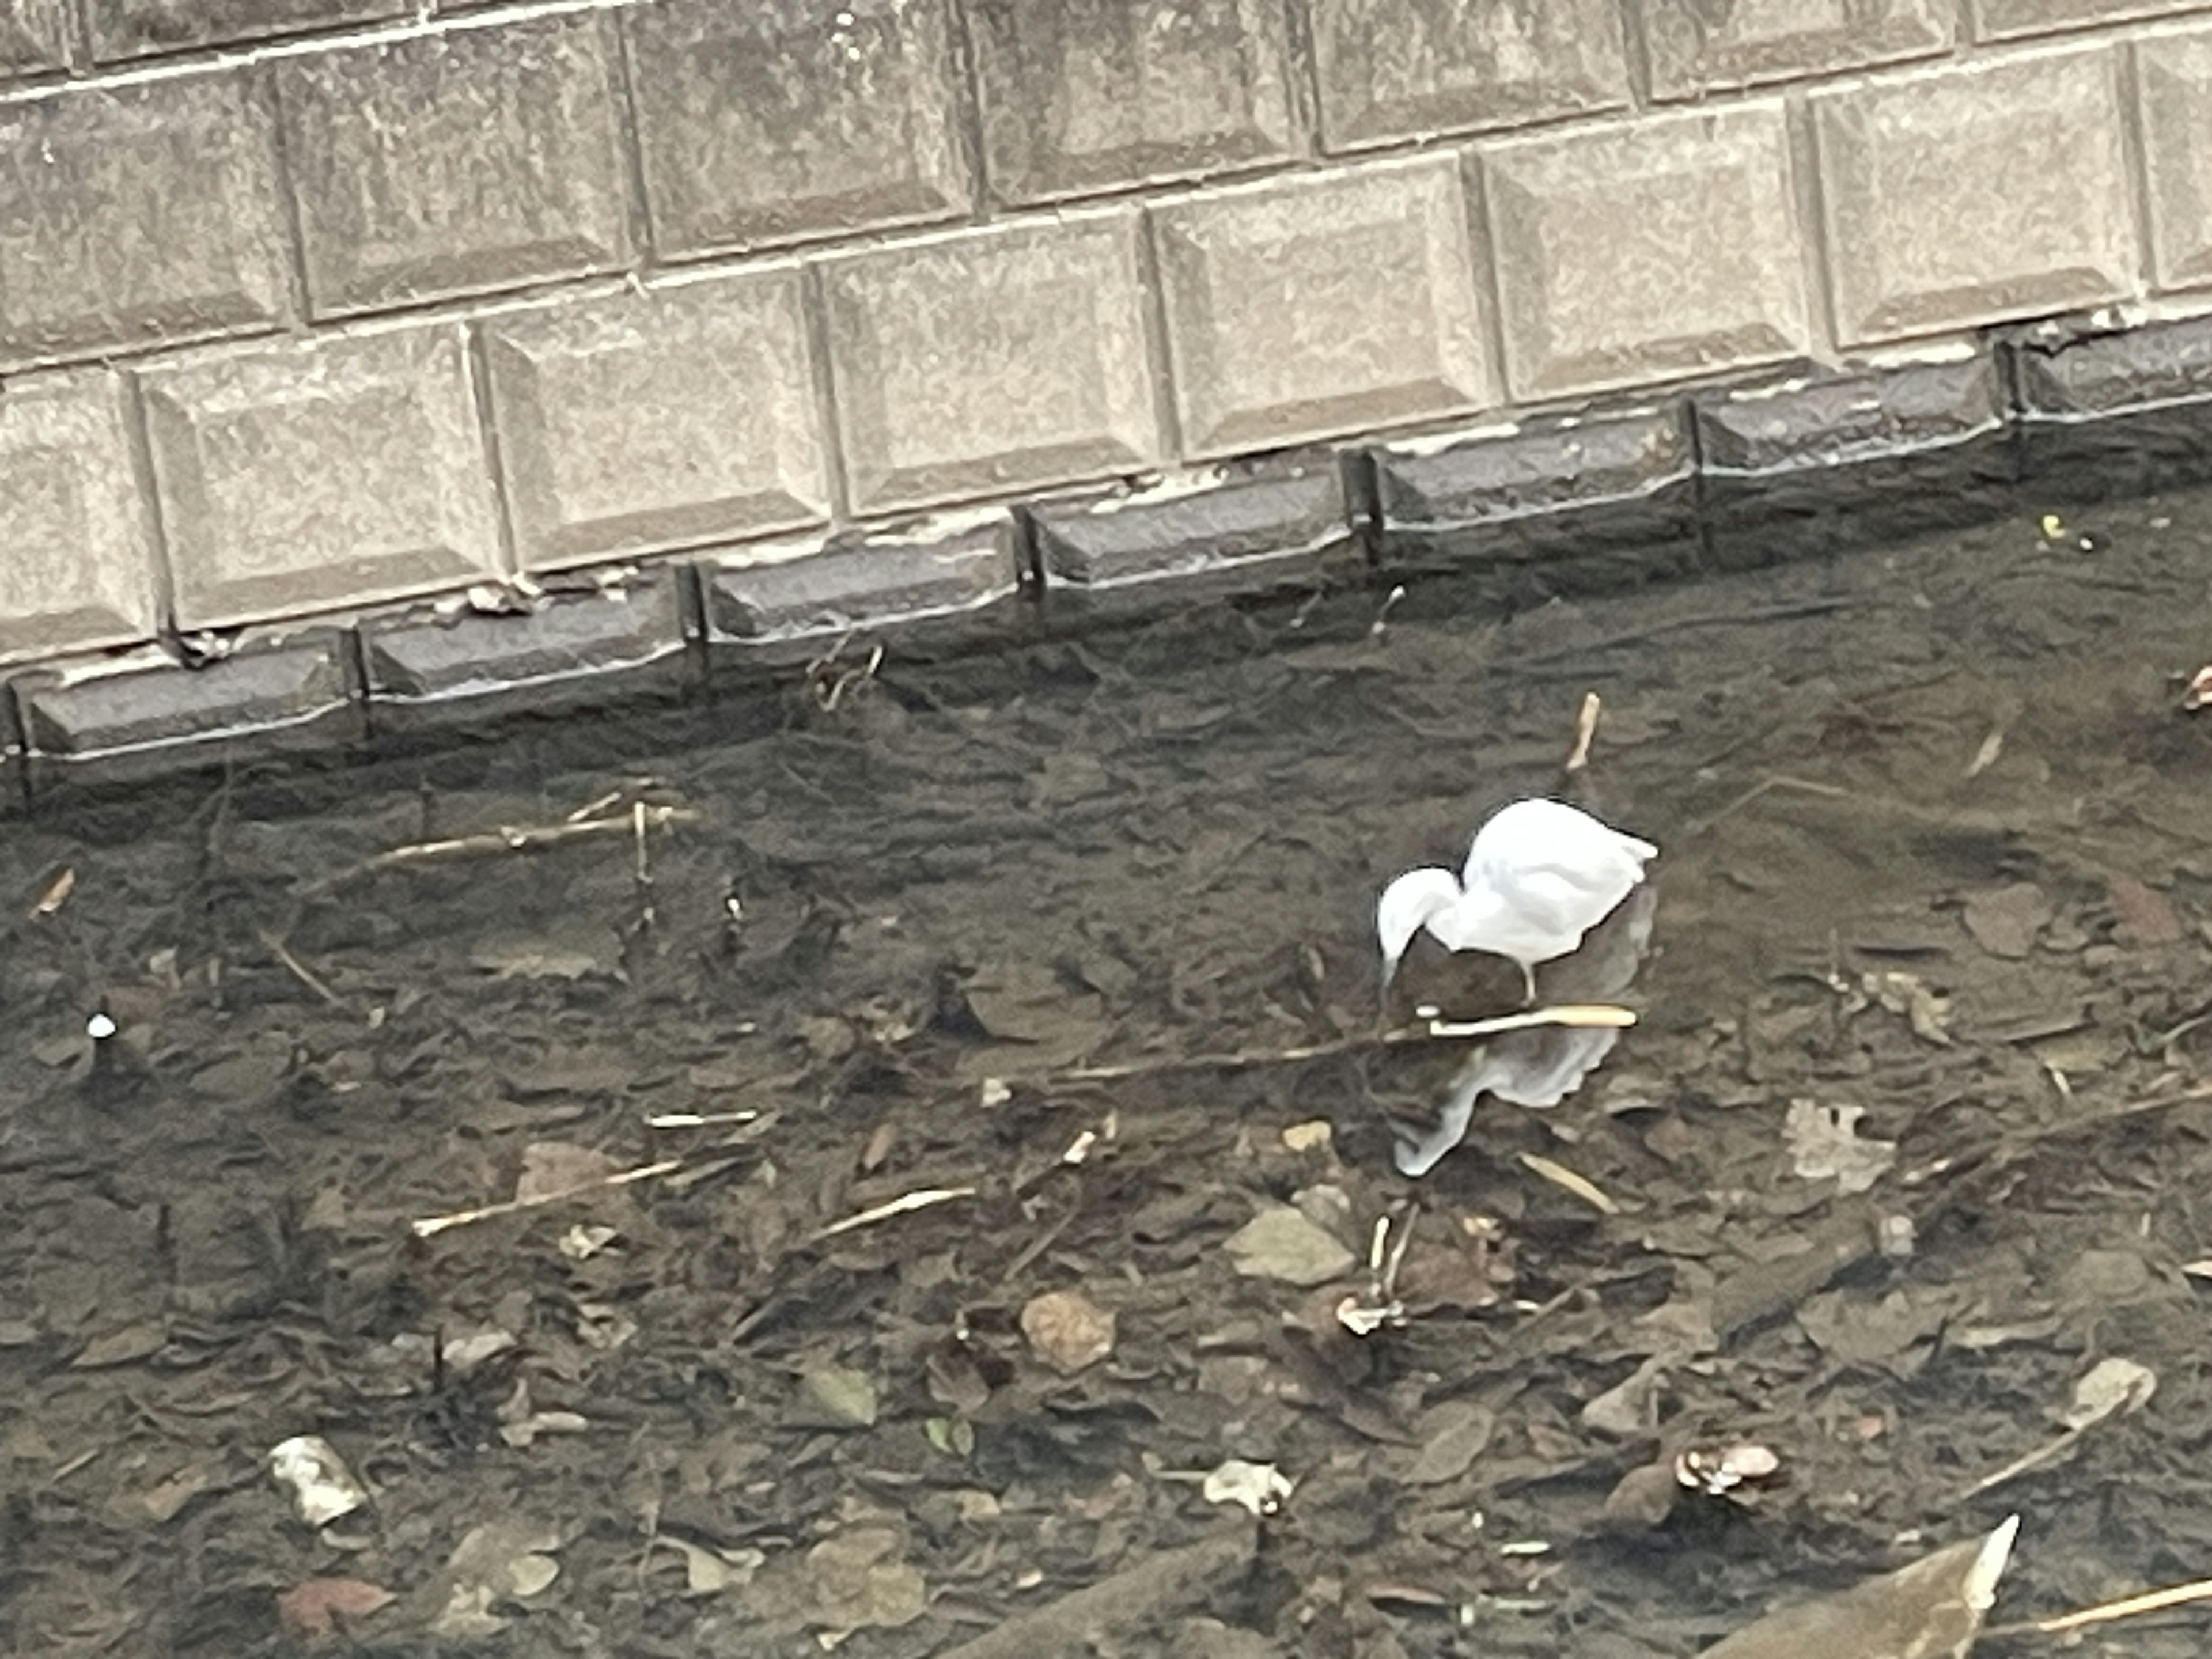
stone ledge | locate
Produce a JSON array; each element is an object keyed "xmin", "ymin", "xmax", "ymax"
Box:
[
  {"xmin": 1372, "ymin": 404, "xmax": 1701, "ymax": 596},
  {"xmin": 11, "ymin": 630, "xmax": 362, "ymax": 792},
  {"xmin": 1029, "ymin": 459, "xmax": 1362, "ymax": 621},
  {"xmin": 358, "ymin": 563, "xmax": 696, "ymax": 734},
  {"xmin": 8, "ymin": 315, "xmax": 2212, "ymax": 798},
  {"xmin": 2011, "ymin": 311, "xmax": 2212, "ymax": 498},
  {"xmin": 698, "ymin": 513, "xmax": 1027, "ymax": 672}
]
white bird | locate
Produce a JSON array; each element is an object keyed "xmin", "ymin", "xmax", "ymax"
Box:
[{"xmin": 1377, "ymin": 798, "xmax": 1658, "ymax": 1002}]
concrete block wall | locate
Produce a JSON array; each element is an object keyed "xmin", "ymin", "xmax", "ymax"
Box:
[{"xmin": 7, "ymin": 0, "xmax": 2212, "ymax": 759}]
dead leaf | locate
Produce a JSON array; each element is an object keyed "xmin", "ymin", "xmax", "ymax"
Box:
[
  {"xmin": 275, "ymin": 1577, "xmax": 395, "ymax": 1639},
  {"xmin": 1224, "ymin": 1205, "xmax": 1355, "ymax": 1287},
  {"xmin": 2109, "ymin": 876, "xmax": 2181, "ymax": 946},
  {"xmin": 134, "ymin": 1464, "xmax": 214, "ymax": 1525},
  {"xmin": 70, "ymin": 1324, "xmax": 165, "ymax": 1369},
  {"xmin": 1020, "ymin": 1289, "xmax": 1116, "ymax": 1375},
  {"xmin": 516, "ymin": 1142, "xmax": 623, "ymax": 1202},
  {"xmin": 805, "ymin": 1527, "xmax": 926, "ymax": 1637},
  {"xmin": 789, "ymin": 1365, "xmax": 877, "ymax": 1429},
  {"xmin": 435, "ymin": 1521, "xmax": 562, "ymax": 1639},
  {"xmin": 1783, "ymin": 1099, "xmax": 1897, "ymax": 1195},
  {"xmin": 1962, "ymin": 882, "xmax": 2050, "ymax": 959},
  {"xmin": 658, "ymin": 1536, "xmax": 764, "ymax": 1597},
  {"xmin": 1405, "ymin": 1400, "xmax": 1494, "ymax": 1484}
]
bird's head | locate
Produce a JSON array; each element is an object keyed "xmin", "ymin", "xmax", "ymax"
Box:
[{"xmin": 1377, "ymin": 867, "xmax": 1463, "ymax": 986}]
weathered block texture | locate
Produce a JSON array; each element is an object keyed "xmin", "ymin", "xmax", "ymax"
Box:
[
  {"xmin": 0, "ymin": 72, "xmax": 291, "ymax": 364},
  {"xmin": 1031, "ymin": 461, "xmax": 1358, "ymax": 615},
  {"xmin": 1372, "ymin": 406, "xmax": 1700, "ymax": 579},
  {"xmin": 1972, "ymin": 0, "xmax": 2212, "ymax": 41},
  {"xmin": 277, "ymin": 12, "xmax": 634, "ymax": 316},
  {"xmin": 966, "ymin": 0, "xmax": 1294, "ymax": 205},
  {"xmin": 2135, "ymin": 27, "xmax": 2212, "ymax": 293},
  {"xmin": 89, "ymin": 0, "xmax": 405, "ymax": 60},
  {"xmin": 820, "ymin": 213, "xmax": 1162, "ymax": 514},
  {"xmin": 1812, "ymin": 49, "xmax": 2136, "ymax": 346},
  {"xmin": 139, "ymin": 325, "xmax": 502, "ymax": 630},
  {"xmin": 0, "ymin": 0, "xmax": 74, "ymax": 74},
  {"xmin": 1635, "ymin": 0, "xmax": 1954, "ymax": 99},
  {"xmin": 2014, "ymin": 314, "xmax": 2212, "ymax": 498},
  {"xmin": 701, "ymin": 516, "xmax": 1023, "ymax": 665},
  {"xmin": 1698, "ymin": 354, "xmax": 2016, "ymax": 567},
  {"xmin": 1310, "ymin": 0, "xmax": 1630, "ymax": 151},
  {"xmin": 482, "ymin": 271, "xmax": 830, "ymax": 571},
  {"xmin": 0, "ymin": 372, "xmax": 162, "ymax": 665},
  {"xmin": 15, "ymin": 632, "xmax": 361, "ymax": 783},
  {"xmin": 1151, "ymin": 158, "xmax": 1492, "ymax": 456},
  {"xmin": 1483, "ymin": 104, "xmax": 1810, "ymax": 400},
  {"xmin": 627, "ymin": 0, "xmax": 971, "ymax": 257},
  {"xmin": 360, "ymin": 565, "xmax": 693, "ymax": 728}
]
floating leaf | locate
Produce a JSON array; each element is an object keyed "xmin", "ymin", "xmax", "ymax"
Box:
[{"xmin": 1020, "ymin": 1289, "xmax": 1116, "ymax": 1375}]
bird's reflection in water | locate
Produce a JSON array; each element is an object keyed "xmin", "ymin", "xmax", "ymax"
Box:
[{"xmin": 1387, "ymin": 882, "xmax": 1657, "ymax": 1176}]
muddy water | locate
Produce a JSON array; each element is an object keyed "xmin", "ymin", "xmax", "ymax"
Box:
[{"xmin": 5, "ymin": 491, "xmax": 2212, "ymax": 1656}]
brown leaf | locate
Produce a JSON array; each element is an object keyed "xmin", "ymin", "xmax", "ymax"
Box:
[
  {"xmin": 516, "ymin": 1142, "xmax": 623, "ymax": 1202},
  {"xmin": 1961, "ymin": 882, "xmax": 2050, "ymax": 959},
  {"xmin": 2109, "ymin": 876, "xmax": 2181, "ymax": 947},
  {"xmin": 1020, "ymin": 1289, "xmax": 1116, "ymax": 1374},
  {"xmin": 276, "ymin": 1577, "xmax": 395, "ymax": 1639}
]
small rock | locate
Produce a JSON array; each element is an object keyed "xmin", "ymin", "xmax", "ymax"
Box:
[{"xmin": 1224, "ymin": 1205, "xmax": 1356, "ymax": 1287}]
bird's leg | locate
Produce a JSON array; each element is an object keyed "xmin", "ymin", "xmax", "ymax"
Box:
[{"xmin": 1519, "ymin": 961, "xmax": 1538, "ymax": 1006}]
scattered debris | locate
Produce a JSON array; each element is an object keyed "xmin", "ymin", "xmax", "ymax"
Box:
[
  {"xmin": 1224, "ymin": 1205, "xmax": 1356, "ymax": 1287},
  {"xmin": 267, "ymin": 1437, "xmax": 367, "ymax": 1528},
  {"xmin": 275, "ymin": 1577, "xmax": 395, "ymax": 1640},
  {"xmin": 1199, "ymin": 1459, "xmax": 1294, "ymax": 1517},
  {"xmin": 434, "ymin": 1521, "xmax": 563, "ymax": 1639},
  {"xmin": 1784, "ymin": 1099, "xmax": 1898, "ymax": 1195},
  {"xmin": 1020, "ymin": 1289, "xmax": 1116, "ymax": 1374}
]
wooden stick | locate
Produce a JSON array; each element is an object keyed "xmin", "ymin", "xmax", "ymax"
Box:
[
  {"xmin": 2033, "ymin": 1577, "xmax": 2212, "ymax": 1635},
  {"xmin": 1054, "ymin": 1004, "xmax": 1637, "ymax": 1085},
  {"xmin": 301, "ymin": 806, "xmax": 697, "ymax": 896},
  {"xmin": 410, "ymin": 1159, "xmax": 684, "ymax": 1239}
]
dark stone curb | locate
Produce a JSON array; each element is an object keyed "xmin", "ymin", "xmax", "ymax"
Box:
[{"xmin": 7, "ymin": 316, "xmax": 2211, "ymax": 806}]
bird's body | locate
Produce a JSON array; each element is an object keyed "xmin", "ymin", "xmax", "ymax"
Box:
[{"xmin": 1378, "ymin": 798, "xmax": 1657, "ymax": 999}]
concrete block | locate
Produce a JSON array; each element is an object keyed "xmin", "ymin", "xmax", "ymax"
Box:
[
  {"xmin": 0, "ymin": 71, "xmax": 291, "ymax": 365},
  {"xmin": 481, "ymin": 270, "xmax": 830, "ymax": 571},
  {"xmin": 2134, "ymin": 27, "xmax": 2212, "ymax": 294},
  {"xmin": 360, "ymin": 564, "xmax": 695, "ymax": 732},
  {"xmin": 1031, "ymin": 460, "xmax": 1359, "ymax": 618},
  {"xmin": 139, "ymin": 324, "xmax": 503, "ymax": 631},
  {"xmin": 0, "ymin": 372, "xmax": 162, "ymax": 667},
  {"xmin": 966, "ymin": 0, "xmax": 1294, "ymax": 206},
  {"xmin": 1151, "ymin": 157, "xmax": 1493, "ymax": 457},
  {"xmin": 1483, "ymin": 103, "xmax": 1810, "ymax": 400},
  {"xmin": 819, "ymin": 212, "xmax": 1162, "ymax": 515},
  {"xmin": 2013, "ymin": 313, "xmax": 2212, "ymax": 498},
  {"xmin": 1698, "ymin": 353, "xmax": 2015, "ymax": 567},
  {"xmin": 1635, "ymin": 0, "xmax": 1953, "ymax": 100},
  {"xmin": 278, "ymin": 12, "xmax": 633, "ymax": 316},
  {"xmin": 1973, "ymin": 0, "xmax": 2211, "ymax": 41},
  {"xmin": 14, "ymin": 631, "xmax": 362, "ymax": 791},
  {"xmin": 700, "ymin": 514, "xmax": 1024, "ymax": 668},
  {"xmin": 1812, "ymin": 47, "xmax": 2136, "ymax": 347},
  {"xmin": 627, "ymin": 0, "xmax": 970, "ymax": 257},
  {"xmin": 1310, "ymin": 0, "xmax": 1628, "ymax": 152},
  {"xmin": 1372, "ymin": 406, "xmax": 1700, "ymax": 588},
  {"xmin": 0, "ymin": 0, "xmax": 73, "ymax": 75},
  {"xmin": 89, "ymin": 0, "xmax": 404, "ymax": 60}
]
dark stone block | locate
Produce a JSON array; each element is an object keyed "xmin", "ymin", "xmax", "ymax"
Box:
[
  {"xmin": 965, "ymin": 0, "xmax": 1294, "ymax": 205},
  {"xmin": 2013, "ymin": 314, "xmax": 2212, "ymax": 502},
  {"xmin": 626, "ymin": 0, "xmax": 971, "ymax": 257},
  {"xmin": 359, "ymin": 565, "xmax": 696, "ymax": 732},
  {"xmin": 278, "ymin": 12, "xmax": 634, "ymax": 316},
  {"xmin": 1697, "ymin": 353, "xmax": 2015, "ymax": 569},
  {"xmin": 1031, "ymin": 460, "xmax": 1360, "ymax": 619},
  {"xmin": 14, "ymin": 631, "xmax": 362, "ymax": 791},
  {"xmin": 699, "ymin": 516, "xmax": 1024, "ymax": 669},
  {"xmin": 88, "ymin": 0, "xmax": 404, "ymax": 60},
  {"xmin": 1373, "ymin": 405, "xmax": 1700, "ymax": 596}
]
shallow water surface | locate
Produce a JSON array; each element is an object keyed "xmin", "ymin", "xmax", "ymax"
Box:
[{"xmin": 5, "ymin": 491, "xmax": 2212, "ymax": 1655}]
